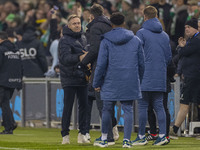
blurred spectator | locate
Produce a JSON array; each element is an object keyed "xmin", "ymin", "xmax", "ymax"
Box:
[
  {"xmin": 131, "ymin": 3, "xmax": 145, "ymax": 34},
  {"xmin": 156, "ymin": 0, "xmax": 172, "ymax": 35},
  {"xmin": 71, "ymin": 2, "xmax": 83, "ymax": 18},
  {"xmin": 122, "ymin": 0, "xmax": 137, "ymax": 29},
  {"xmin": 19, "ymin": 0, "xmax": 35, "ymax": 19},
  {"xmin": 0, "ymin": 11, "xmax": 8, "ymax": 31},
  {"xmin": 45, "ymin": 7, "xmax": 63, "ymax": 77},
  {"xmin": 3, "ymin": 1, "xmax": 16, "ymax": 14},
  {"xmin": 15, "ymin": 25, "xmax": 48, "ymax": 77},
  {"xmin": 6, "ymin": 28, "xmax": 17, "ymax": 43},
  {"xmin": 5, "ymin": 14, "xmax": 22, "ymax": 29},
  {"xmin": 170, "ymin": 0, "xmax": 188, "ymax": 45},
  {"xmin": 82, "ymin": 9, "xmax": 90, "ymax": 32},
  {"xmin": 187, "ymin": 0, "xmax": 199, "ymax": 20},
  {"xmin": 111, "ymin": 0, "xmax": 122, "ymax": 12}
]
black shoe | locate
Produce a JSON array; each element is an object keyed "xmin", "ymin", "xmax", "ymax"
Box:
[
  {"xmin": 0, "ymin": 130, "xmax": 13, "ymax": 134},
  {"xmin": 146, "ymin": 133, "xmax": 158, "ymax": 141},
  {"xmin": 107, "ymin": 138, "xmax": 115, "ymax": 145}
]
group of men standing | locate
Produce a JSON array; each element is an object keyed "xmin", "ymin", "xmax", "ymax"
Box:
[
  {"xmin": 58, "ymin": 3, "xmax": 200, "ymax": 148},
  {"xmin": 58, "ymin": 4, "xmax": 172, "ymax": 147},
  {"xmin": 1, "ymin": 2, "xmax": 200, "ymax": 149}
]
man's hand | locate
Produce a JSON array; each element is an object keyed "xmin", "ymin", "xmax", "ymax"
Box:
[
  {"xmin": 178, "ymin": 37, "xmax": 186, "ymax": 47},
  {"xmin": 95, "ymin": 87, "xmax": 100, "ymax": 92},
  {"xmin": 87, "ymin": 63, "xmax": 91, "ymax": 70},
  {"xmin": 79, "ymin": 50, "xmax": 88, "ymax": 61}
]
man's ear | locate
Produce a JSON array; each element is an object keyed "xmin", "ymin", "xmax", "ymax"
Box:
[
  {"xmin": 143, "ymin": 15, "xmax": 146, "ymax": 21},
  {"xmin": 90, "ymin": 14, "xmax": 94, "ymax": 21},
  {"xmin": 143, "ymin": 15, "xmax": 148, "ymax": 21}
]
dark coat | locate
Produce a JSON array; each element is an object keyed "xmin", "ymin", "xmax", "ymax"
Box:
[
  {"xmin": 58, "ymin": 26, "xmax": 88, "ymax": 87},
  {"xmin": 82, "ymin": 15, "xmax": 111, "ymax": 65},
  {"xmin": 81, "ymin": 15, "xmax": 112, "ymax": 84},
  {"xmin": 93, "ymin": 28, "xmax": 145, "ymax": 101},
  {"xmin": 17, "ymin": 29, "xmax": 48, "ymax": 77},
  {"xmin": 172, "ymin": 5, "xmax": 188, "ymax": 44},
  {"xmin": 0, "ymin": 40, "xmax": 22, "ymax": 89},
  {"xmin": 136, "ymin": 18, "xmax": 172, "ymax": 92},
  {"xmin": 179, "ymin": 33, "xmax": 200, "ymax": 79}
]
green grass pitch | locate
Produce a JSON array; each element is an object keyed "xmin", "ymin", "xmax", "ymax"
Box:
[{"xmin": 0, "ymin": 127, "xmax": 200, "ymax": 150}]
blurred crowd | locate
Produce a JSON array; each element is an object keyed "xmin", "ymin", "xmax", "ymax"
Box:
[{"xmin": 0, "ymin": 0, "xmax": 200, "ymax": 77}]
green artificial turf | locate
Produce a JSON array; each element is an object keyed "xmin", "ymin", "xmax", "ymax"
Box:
[{"xmin": 0, "ymin": 127, "xmax": 200, "ymax": 150}]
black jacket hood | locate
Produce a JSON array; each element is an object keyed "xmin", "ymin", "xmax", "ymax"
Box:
[
  {"xmin": 22, "ymin": 30, "xmax": 36, "ymax": 42},
  {"xmin": 0, "ymin": 40, "xmax": 18, "ymax": 52},
  {"xmin": 87, "ymin": 15, "xmax": 111, "ymax": 29}
]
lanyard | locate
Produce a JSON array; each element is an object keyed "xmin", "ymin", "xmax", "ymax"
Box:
[{"xmin": 193, "ymin": 32, "xmax": 199, "ymax": 38}]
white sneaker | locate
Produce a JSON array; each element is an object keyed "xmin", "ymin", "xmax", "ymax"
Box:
[
  {"xmin": 86, "ymin": 133, "xmax": 91, "ymax": 141},
  {"xmin": 77, "ymin": 133, "xmax": 90, "ymax": 143},
  {"xmin": 62, "ymin": 135, "xmax": 70, "ymax": 144},
  {"xmin": 113, "ymin": 125, "xmax": 119, "ymax": 141}
]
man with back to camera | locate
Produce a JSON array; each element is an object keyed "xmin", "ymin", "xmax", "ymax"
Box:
[
  {"xmin": 132, "ymin": 6, "xmax": 172, "ymax": 146},
  {"xmin": 78, "ymin": 4, "xmax": 118, "ymax": 144},
  {"xmin": 15, "ymin": 25, "xmax": 48, "ymax": 77},
  {"xmin": 92, "ymin": 12, "xmax": 145, "ymax": 148},
  {"xmin": 0, "ymin": 31, "xmax": 22, "ymax": 134}
]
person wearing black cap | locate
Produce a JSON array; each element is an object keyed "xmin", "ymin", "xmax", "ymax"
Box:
[
  {"xmin": 93, "ymin": 12, "xmax": 145, "ymax": 148},
  {"xmin": 171, "ymin": 17, "xmax": 200, "ymax": 137}
]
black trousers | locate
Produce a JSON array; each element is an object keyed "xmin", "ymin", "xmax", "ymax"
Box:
[
  {"xmin": 95, "ymin": 91, "xmax": 117, "ymax": 140},
  {"xmin": 148, "ymin": 92, "xmax": 170, "ymax": 137},
  {"xmin": 0, "ymin": 86, "xmax": 15, "ymax": 131},
  {"xmin": 61, "ymin": 86, "xmax": 88, "ymax": 137}
]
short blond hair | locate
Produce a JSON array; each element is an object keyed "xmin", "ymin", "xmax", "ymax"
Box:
[
  {"xmin": 67, "ymin": 14, "xmax": 80, "ymax": 23},
  {"xmin": 144, "ymin": 6, "xmax": 157, "ymax": 19}
]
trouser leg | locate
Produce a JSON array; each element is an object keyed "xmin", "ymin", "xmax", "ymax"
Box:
[
  {"xmin": 148, "ymin": 101, "xmax": 157, "ymax": 134},
  {"xmin": 77, "ymin": 86, "xmax": 88, "ymax": 135},
  {"xmin": 0, "ymin": 87, "xmax": 15, "ymax": 131},
  {"xmin": 121, "ymin": 101, "xmax": 133, "ymax": 140},
  {"xmin": 163, "ymin": 92, "xmax": 170, "ymax": 137},
  {"xmin": 85, "ymin": 96, "xmax": 94, "ymax": 133},
  {"xmin": 138, "ymin": 92, "xmax": 150, "ymax": 136},
  {"xmin": 152, "ymin": 92, "xmax": 166, "ymax": 135},
  {"xmin": 61, "ymin": 87, "xmax": 76, "ymax": 137}
]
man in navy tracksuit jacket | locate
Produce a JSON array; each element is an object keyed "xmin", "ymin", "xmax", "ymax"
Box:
[{"xmin": 172, "ymin": 18, "xmax": 200, "ymax": 136}]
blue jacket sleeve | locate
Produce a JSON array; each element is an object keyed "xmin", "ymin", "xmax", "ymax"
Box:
[{"xmin": 93, "ymin": 39, "xmax": 108, "ymax": 88}]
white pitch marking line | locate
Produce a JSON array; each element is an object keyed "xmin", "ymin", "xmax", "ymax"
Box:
[{"xmin": 0, "ymin": 147, "xmax": 34, "ymax": 150}]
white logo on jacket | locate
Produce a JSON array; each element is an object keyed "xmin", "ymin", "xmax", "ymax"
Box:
[
  {"xmin": 4, "ymin": 51, "xmax": 21, "ymax": 59},
  {"xmin": 20, "ymin": 48, "xmax": 37, "ymax": 60}
]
